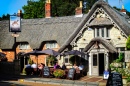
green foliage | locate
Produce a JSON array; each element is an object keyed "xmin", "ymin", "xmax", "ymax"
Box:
[
  {"xmin": 115, "ymin": 53, "xmax": 124, "ymax": 62},
  {"xmin": 22, "ymin": 0, "xmax": 45, "ymax": 19},
  {"xmin": 20, "ymin": 0, "xmax": 98, "ymax": 18},
  {"xmin": 46, "ymin": 55, "xmax": 57, "ymax": 66},
  {"xmin": 126, "ymin": 35, "xmax": 130, "ymax": 50},
  {"xmin": 28, "ymin": 58, "xmax": 34, "ymax": 65},
  {"xmin": 22, "ymin": 67, "xmax": 26, "ymax": 74},
  {"xmin": 53, "ymin": 69, "xmax": 65, "ymax": 78}
]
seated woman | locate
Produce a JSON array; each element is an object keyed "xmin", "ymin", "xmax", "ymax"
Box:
[
  {"xmin": 73, "ymin": 63, "xmax": 78, "ymax": 69},
  {"xmin": 38, "ymin": 63, "xmax": 45, "ymax": 76},
  {"xmin": 54, "ymin": 62, "xmax": 61, "ymax": 69},
  {"xmin": 73, "ymin": 63, "xmax": 80, "ymax": 80}
]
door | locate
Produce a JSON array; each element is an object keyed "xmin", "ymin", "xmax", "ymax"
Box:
[
  {"xmin": 98, "ymin": 53, "xmax": 104, "ymax": 76},
  {"xmin": 92, "ymin": 54, "xmax": 98, "ymax": 75}
]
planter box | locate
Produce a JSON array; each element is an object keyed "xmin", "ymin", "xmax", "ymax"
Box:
[{"xmin": 122, "ymin": 76, "xmax": 127, "ymax": 85}]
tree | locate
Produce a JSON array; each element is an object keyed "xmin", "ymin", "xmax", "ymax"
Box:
[{"xmin": 22, "ymin": 0, "xmax": 45, "ymax": 19}]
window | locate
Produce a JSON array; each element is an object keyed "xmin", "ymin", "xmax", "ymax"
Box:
[
  {"xmin": 64, "ymin": 55, "xmax": 70, "ymax": 65},
  {"xmin": 19, "ymin": 43, "xmax": 29, "ymax": 49},
  {"xmin": 93, "ymin": 54, "xmax": 97, "ymax": 66},
  {"xmin": 46, "ymin": 42, "xmax": 57, "ymax": 49},
  {"xmin": 94, "ymin": 27, "xmax": 109, "ymax": 38}
]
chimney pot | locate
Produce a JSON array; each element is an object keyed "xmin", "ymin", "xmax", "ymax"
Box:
[{"xmin": 45, "ymin": 0, "xmax": 51, "ymax": 18}]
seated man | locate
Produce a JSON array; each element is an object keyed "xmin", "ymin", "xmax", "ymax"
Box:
[{"xmin": 78, "ymin": 63, "xmax": 84, "ymax": 76}]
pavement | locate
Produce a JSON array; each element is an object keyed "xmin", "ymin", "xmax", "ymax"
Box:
[{"xmin": 0, "ymin": 74, "xmax": 107, "ymax": 86}]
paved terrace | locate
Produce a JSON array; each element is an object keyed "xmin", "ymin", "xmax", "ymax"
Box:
[{"xmin": 0, "ymin": 74, "xmax": 107, "ymax": 86}]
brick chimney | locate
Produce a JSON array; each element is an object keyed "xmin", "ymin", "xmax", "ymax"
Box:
[
  {"xmin": 75, "ymin": 1, "xmax": 83, "ymax": 17},
  {"xmin": 17, "ymin": 10, "xmax": 22, "ymax": 17},
  {"xmin": 120, "ymin": 5, "xmax": 126, "ymax": 14},
  {"xmin": 45, "ymin": 0, "xmax": 51, "ymax": 18}
]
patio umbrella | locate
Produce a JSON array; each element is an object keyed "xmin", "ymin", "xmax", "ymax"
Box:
[
  {"xmin": 23, "ymin": 50, "xmax": 46, "ymax": 74},
  {"xmin": 64, "ymin": 50, "xmax": 85, "ymax": 64},
  {"xmin": 42, "ymin": 49, "xmax": 60, "ymax": 56}
]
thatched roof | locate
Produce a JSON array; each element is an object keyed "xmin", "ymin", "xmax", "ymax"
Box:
[
  {"xmin": 0, "ymin": 16, "xmax": 84, "ymax": 49},
  {"xmin": 88, "ymin": 18, "xmax": 113, "ymax": 26}
]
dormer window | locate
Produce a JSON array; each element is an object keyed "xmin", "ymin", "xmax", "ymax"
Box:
[
  {"xmin": 46, "ymin": 41, "xmax": 57, "ymax": 49},
  {"xmin": 94, "ymin": 27, "xmax": 110, "ymax": 38},
  {"xmin": 19, "ymin": 43, "xmax": 29, "ymax": 50}
]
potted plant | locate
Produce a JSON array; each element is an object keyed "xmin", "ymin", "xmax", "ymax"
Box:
[{"xmin": 53, "ymin": 69, "xmax": 65, "ymax": 78}]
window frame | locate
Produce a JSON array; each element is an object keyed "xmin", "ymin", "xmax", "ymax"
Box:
[
  {"xmin": 94, "ymin": 27, "xmax": 110, "ymax": 38},
  {"xmin": 19, "ymin": 43, "xmax": 29, "ymax": 50}
]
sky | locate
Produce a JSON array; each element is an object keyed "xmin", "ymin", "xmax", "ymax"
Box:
[{"xmin": 0, "ymin": 0, "xmax": 130, "ymax": 17}]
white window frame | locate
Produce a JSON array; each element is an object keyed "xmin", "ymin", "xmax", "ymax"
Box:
[
  {"xmin": 64, "ymin": 55, "xmax": 70, "ymax": 65},
  {"xmin": 19, "ymin": 43, "xmax": 29, "ymax": 50},
  {"xmin": 46, "ymin": 42, "xmax": 57, "ymax": 49},
  {"xmin": 94, "ymin": 27, "xmax": 110, "ymax": 38}
]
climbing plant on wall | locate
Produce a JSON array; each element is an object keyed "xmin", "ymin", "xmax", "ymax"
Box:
[{"xmin": 126, "ymin": 35, "xmax": 130, "ymax": 50}]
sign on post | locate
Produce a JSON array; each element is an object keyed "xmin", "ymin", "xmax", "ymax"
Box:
[{"xmin": 9, "ymin": 15, "xmax": 21, "ymax": 32}]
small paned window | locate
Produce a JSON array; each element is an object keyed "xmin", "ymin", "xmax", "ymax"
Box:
[
  {"xmin": 94, "ymin": 27, "xmax": 109, "ymax": 38},
  {"xmin": 64, "ymin": 55, "xmax": 70, "ymax": 64},
  {"xmin": 93, "ymin": 54, "xmax": 97, "ymax": 66},
  {"xmin": 19, "ymin": 43, "xmax": 29, "ymax": 49},
  {"xmin": 46, "ymin": 42, "xmax": 57, "ymax": 49}
]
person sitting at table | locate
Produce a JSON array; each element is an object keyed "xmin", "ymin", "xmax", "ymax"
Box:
[
  {"xmin": 73, "ymin": 63, "xmax": 80, "ymax": 80},
  {"xmin": 31, "ymin": 63, "xmax": 37, "ymax": 75},
  {"xmin": 38, "ymin": 63, "xmax": 45, "ymax": 76},
  {"xmin": 73, "ymin": 63, "xmax": 78, "ymax": 69},
  {"xmin": 54, "ymin": 62, "xmax": 61, "ymax": 69},
  {"xmin": 78, "ymin": 62, "xmax": 84, "ymax": 77},
  {"xmin": 61, "ymin": 62, "xmax": 66, "ymax": 70}
]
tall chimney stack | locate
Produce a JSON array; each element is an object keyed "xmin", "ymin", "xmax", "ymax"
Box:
[
  {"xmin": 45, "ymin": 0, "xmax": 51, "ymax": 18},
  {"xmin": 75, "ymin": 1, "xmax": 83, "ymax": 17}
]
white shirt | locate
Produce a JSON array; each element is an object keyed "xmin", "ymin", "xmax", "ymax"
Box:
[
  {"xmin": 78, "ymin": 65, "xmax": 84, "ymax": 70},
  {"xmin": 31, "ymin": 64, "xmax": 37, "ymax": 68}
]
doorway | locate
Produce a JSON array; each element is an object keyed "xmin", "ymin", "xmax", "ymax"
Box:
[{"xmin": 98, "ymin": 53, "xmax": 104, "ymax": 75}]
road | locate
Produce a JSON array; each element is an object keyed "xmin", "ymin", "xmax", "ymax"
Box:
[{"xmin": 0, "ymin": 81, "xmax": 62, "ymax": 86}]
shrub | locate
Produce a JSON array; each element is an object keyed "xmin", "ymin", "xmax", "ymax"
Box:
[{"xmin": 53, "ymin": 69, "xmax": 65, "ymax": 78}]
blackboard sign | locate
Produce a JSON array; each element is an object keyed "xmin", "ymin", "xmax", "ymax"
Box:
[
  {"xmin": 43, "ymin": 66, "xmax": 50, "ymax": 77},
  {"xmin": 106, "ymin": 72, "xmax": 123, "ymax": 86},
  {"xmin": 67, "ymin": 68, "xmax": 75, "ymax": 80}
]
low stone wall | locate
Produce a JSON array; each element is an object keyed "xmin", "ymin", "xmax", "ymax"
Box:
[{"xmin": 0, "ymin": 62, "xmax": 15, "ymax": 75}]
